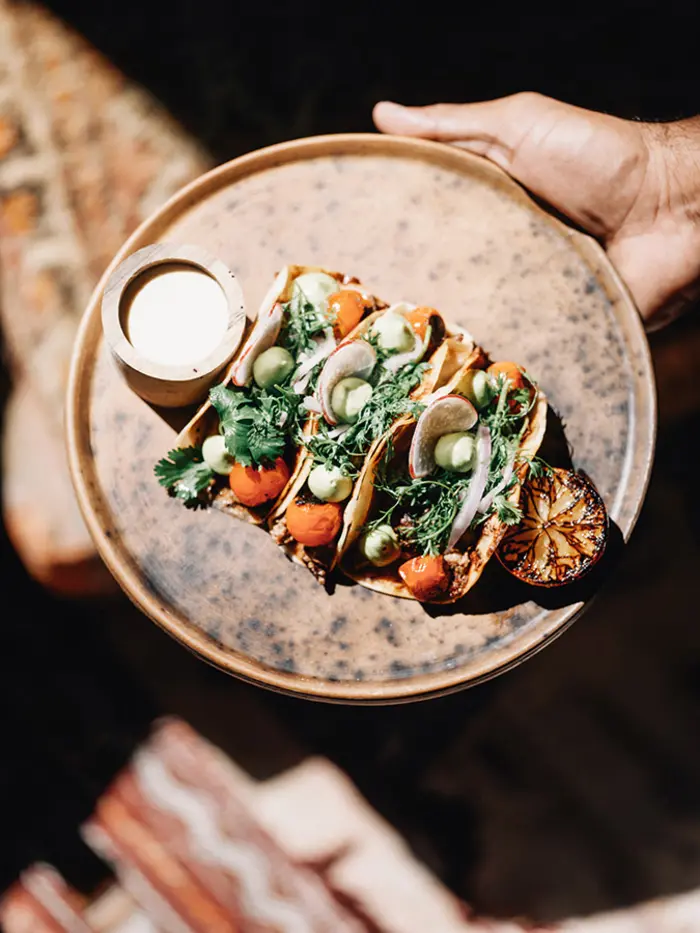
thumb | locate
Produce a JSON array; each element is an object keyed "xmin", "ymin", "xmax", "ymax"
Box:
[{"xmin": 373, "ymin": 97, "xmax": 538, "ymax": 173}]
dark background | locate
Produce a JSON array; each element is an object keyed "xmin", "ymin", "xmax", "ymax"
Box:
[
  {"xmin": 40, "ymin": 0, "xmax": 700, "ymax": 158},
  {"xmin": 2, "ymin": 0, "xmax": 700, "ymax": 925}
]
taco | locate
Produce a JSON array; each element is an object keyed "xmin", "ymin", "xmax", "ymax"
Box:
[
  {"xmin": 340, "ymin": 357, "xmax": 548, "ymax": 602},
  {"xmin": 266, "ymin": 302, "xmax": 478, "ymax": 584},
  {"xmin": 155, "ymin": 265, "xmax": 387, "ymax": 523}
]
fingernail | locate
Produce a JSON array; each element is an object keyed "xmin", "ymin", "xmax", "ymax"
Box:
[
  {"xmin": 377, "ymin": 101, "xmax": 432, "ymax": 128},
  {"xmin": 375, "ymin": 100, "xmax": 405, "ymax": 115}
]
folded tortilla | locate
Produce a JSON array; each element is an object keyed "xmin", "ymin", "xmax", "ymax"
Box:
[{"xmin": 340, "ymin": 355, "xmax": 548, "ymax": 602}]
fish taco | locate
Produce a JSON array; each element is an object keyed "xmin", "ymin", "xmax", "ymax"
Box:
[{"xmin": 340, "ymin": 357, "xmax": 548, "ymax": 602}]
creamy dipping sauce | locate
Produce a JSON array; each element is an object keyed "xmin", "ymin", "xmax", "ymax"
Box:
[{"xmin": 121, "ymin": 263, "xmax": 229, "ymax": 367}]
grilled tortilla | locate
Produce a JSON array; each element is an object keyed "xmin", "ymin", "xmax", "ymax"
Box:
[{"xmin": 340, "ymin": 356, "xmax": 548, "ymax": 602}]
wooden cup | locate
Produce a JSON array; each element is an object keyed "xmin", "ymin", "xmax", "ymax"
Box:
[{"xmin": 101, "ymin": 243, "xmax": 246, "ymax": 408}]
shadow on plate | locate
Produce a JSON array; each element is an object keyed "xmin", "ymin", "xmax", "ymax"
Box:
[
  {"xmin": 147, "ymin": 400, "xmax": 202, "ymax": 434},
  {"xmin": 422, "ymin": 517, "xmax": 624, "ymax": 618}
]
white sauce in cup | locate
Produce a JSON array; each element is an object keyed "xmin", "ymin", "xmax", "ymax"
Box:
[{"xmin": 121, "ymin": 263, "xmax": 229, "ymax": 367}]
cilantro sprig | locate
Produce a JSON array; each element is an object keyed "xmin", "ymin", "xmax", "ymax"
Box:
[
  {"xmin": 526, "ymin": 456, "xmax": 554, "ymax": 480},
  {"xmin": 280, "ymin": 284, "xmax": 333, "ymax": 358},
  {"xmin": 210, "ymin": 383, "xmax": 300, "ymax": 468},
  {"xmin": 154, "ymin": 447, "xmax": 214, "ymax": 508}
]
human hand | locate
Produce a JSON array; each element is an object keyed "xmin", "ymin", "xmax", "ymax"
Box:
[{"xmin": 374, "ymin": 94, "xmax": 700, "ymax": 331}]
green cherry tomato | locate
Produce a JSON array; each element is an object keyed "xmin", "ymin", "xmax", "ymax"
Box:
[
  {"xmin": 202, "ymin": 434, "xmax": 235, "ymax": 475},
  {"xmin": 308, "ymin": 464, "xmax": 353, "ymax": 503},
  {"xmin": 360, "ymin": 525, "xmax": 400, "ymax": 566},
  {"xmin": 331, "ymin": 377, "xmax": 373, "ymax": 423},
  {"xmin": 434, "ymin": 432, "xmax": 476, "ymax": 473},
  {"xmin": 253, "ymin": 346, "xmax": 295, "ymax": 388},
  {"xmin": 460, "ymin": 369, "xmax": 495, "ymax": 409},
  {"xmin": 372, "ymin": 312, "xmax": 415, "ymax": 353}
]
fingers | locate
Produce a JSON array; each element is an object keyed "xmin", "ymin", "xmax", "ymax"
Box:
[
  {"xmin": 373, "ymin": 95, "xmax": 556, "ymax": 172},
  {"xmin": 373, "ymin": 97, "xmax": 699, "ymax": 328}
]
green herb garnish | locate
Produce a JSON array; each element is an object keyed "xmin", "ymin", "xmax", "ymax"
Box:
[
  {"xmin": 525, "ymin": 456, "xmax": 554, "ymax": 480},
  {"xmin": 363, "ymin": 328, "xmax": 395, "ymax": 366},
  {"xmin": 154, "ymin": 446, "xmax": 214, "ymax": 507},
  {"xmin": 305, "ymin": 362, "xmax": 428, "ymax": 478},
  {"xmin": 370, "ymin": 466, "xmax": 473, "ymax": 556},
  {"xmin": 478, "ymin": 373, "xmax": 535, "ymax": 500},
  {"xmin": 491, "ymin": 493, "xmax": 523, "ymax": 526},
  {"xmin": 210, "ymin": 383, "xmax": 299, "ymax": 468},
  {"xmin": 280, "ymin": 284, "xmax": 333, "ymax": 358}
]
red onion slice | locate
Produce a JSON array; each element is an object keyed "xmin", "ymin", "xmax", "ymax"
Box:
[
  {"xmin": 328, "ymin": 424, "xmax": 352, "ymax": 439},
  {"xmin": 478, "ymin": 458, "xmax": 515, "ymax": 514},
  {"xmin": 317, "ymin": 340, "xmax": 376, "ymax": 424},
  {"xmin": 231, "ymin": 302, "xmax": 283, "ymax": 386},
  {"xmin": 303, "ymin": 396, "xmax": 322, "ymax": 413},
  {"xmin": 293, "ymin": 371, "xmax": 313, "ymax": 395},
  {"xmin": 419, "ymin": 385, "xmax": 451, "ymax": 407},
  {"xmin": 447, "ymin": 424, "xmax": 491, "ymax": 550},
  {"xmin": 294, "ymin": 327, "xmax": 337, "ymax": 381},
  {"xmin": 409, "ymin": 394, "xmax": 478, "ymax": 479}
]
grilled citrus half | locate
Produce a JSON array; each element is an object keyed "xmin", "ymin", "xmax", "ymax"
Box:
[{"xmin": 498, "ymin": 468, "xmax": 608, "ymax": 586}]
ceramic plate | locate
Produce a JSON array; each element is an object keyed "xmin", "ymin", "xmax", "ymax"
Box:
[{"xmin": 67, "ymin": 134, "xmax": 655, "ymax": 703}]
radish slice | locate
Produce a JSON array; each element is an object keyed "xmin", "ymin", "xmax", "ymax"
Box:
[
  {"xmin": 408, "ymin": 394, "xmax": 478, "ymax": 479},
  {"xmin": 317, "ymin": 340, "xmax": 376, "ymax": 424},
  {"xmin": 447, "ymin": 424, "xmax": 491, "ymax": 549},
  {"xmin": 293, "ymin": 371, "xmax": 312, "ymax": 395},
  {"xmin": 478, "ymin": 458, "xmax": 515, "ymax": 514},
  {"xmin": 231, "ymin": 302, "xmax": 283, "ymax": 386}
]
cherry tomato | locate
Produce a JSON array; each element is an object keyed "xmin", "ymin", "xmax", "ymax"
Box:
[
  {"xmin": 398, "ymin": 555, "xmax": 450, "ymax": 601},
  {"xmin": 487, "ymin": 361, "xmax": 534, "ymax": 413},
  {"xmin": 404, "ymin": 306, "xmax": 443, "ymax": 341},
  {"xmin": 286, "ymin": 499, "xmax": 343, "ymax": 547},
  {"xmin": 328, "ymin": 290, "xmax": 370, "ymax": 338},
  {"xmin": 487, "ymin": 361, "xmax": 527, "ymax": 390},
  {"xmin": 229, "ymin": 457, "xmax": 290, "ymax": 507}
]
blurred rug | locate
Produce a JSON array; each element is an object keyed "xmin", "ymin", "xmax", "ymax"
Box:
[{"xmin": 0, "ymin": 0, "xmax": 210, "ymax": 593}]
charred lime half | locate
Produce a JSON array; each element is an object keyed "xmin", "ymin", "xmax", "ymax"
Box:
[{"xmin": 498, "ymin": 468, "xmax": 608, "ymax": 586}]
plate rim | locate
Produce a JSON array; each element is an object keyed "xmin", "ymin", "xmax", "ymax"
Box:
[{"xmin": 66, "ymin": 132, "xmax": 657, "ymax": 703}]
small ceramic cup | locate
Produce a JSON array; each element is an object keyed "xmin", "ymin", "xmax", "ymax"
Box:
[{"xmin": 101, "ymin": 243, "xmax": 246, "ymax": 408}]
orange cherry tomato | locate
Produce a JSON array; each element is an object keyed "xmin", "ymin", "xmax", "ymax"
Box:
[
  {"xmin": 229, "ymin": 457, "xmax": 290, "ymax": 507},
  {"xmin": 398, "ymin": 555, "xmax": 450, "ymax": 602},
  {"xmin": 328, "ymin": 290, "xmax": 370, "ymax": 338},
  {"xmin": 403, "ymin": 306, "xmax": 443, "ymax": 341},
  {"xmin": 286, "ymin": 499, "xmax": 343, "ymax": 547},
  {"xmin": 487, "ymin": 361, "xmax": 533, "ymax": 413},
  {"xmin": 487, "ymin": 361, "xmax": 527, "ymax": 390}
]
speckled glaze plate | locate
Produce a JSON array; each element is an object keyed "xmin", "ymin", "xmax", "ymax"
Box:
[{"xmin": 67, "ymin": 134, "xmax": 656, "ymax": 703}]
